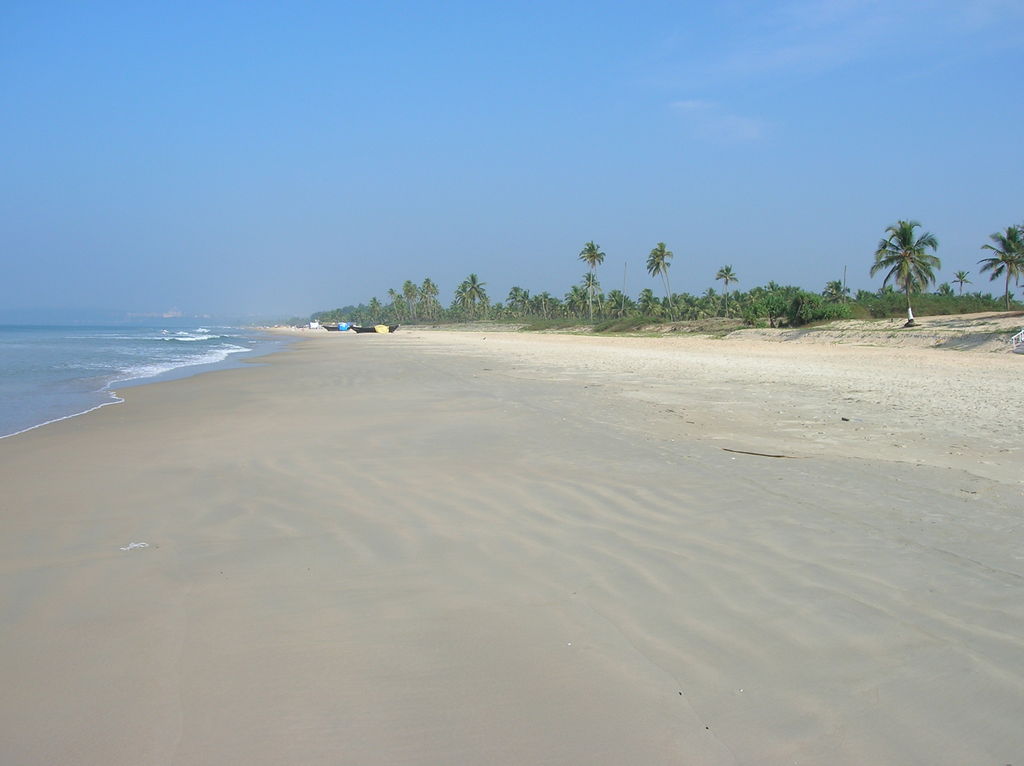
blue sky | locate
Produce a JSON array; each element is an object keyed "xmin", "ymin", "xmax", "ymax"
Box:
[{"xmin": 2, "ymin": 0, "xmax": 1022, "ymax": 317}]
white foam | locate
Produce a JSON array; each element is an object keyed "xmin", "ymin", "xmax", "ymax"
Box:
[
  {"xmin": 0, "ymin": 392, "xmax": 124, "ymax": 440},
  {"xmin": 161, "ymin": 334, "xmax": 219, "ymax": 341},
  {"xmin": 110, "ymin": 344, "xmax": 250, "ymax": 385}
]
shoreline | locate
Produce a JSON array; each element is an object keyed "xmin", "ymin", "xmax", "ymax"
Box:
[
  {"xmin": 0, "ymin": 327, "xmax": 293, "ymax": 441},
  {"xmin": 2, "ymin": 329, "xmax": 1021, "ymax": 763}
]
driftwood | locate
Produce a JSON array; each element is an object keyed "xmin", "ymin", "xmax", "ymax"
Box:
[{"xmin": 722, "ymin": 448, "xmax": 799, "ymax": 459}]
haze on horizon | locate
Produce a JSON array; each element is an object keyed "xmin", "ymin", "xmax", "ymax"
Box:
[{"xmin": 2, "ymin": 1, "xmax": 1022, "ymax": 319}]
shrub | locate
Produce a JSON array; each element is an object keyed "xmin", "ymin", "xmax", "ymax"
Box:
[{"xmin": 786, "ymin": 291, "xmax": 852, "ymax": 326}]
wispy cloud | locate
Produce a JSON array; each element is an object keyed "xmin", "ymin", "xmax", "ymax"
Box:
[
  {"xmin": 670, "ymin": 99, "xmax": 766, "ymax": 142},
  {"xmin": 661, "ymin": 0, "xmax": 1024, "ymax": 88},
  {"xmin": 713, "ymin": 0, "xmax": 894, "ymax": 79}
]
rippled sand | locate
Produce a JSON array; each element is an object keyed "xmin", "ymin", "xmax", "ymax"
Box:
[{"xmin": 1, "ymin": 330, "xmax": 1021, "ymax": 764}]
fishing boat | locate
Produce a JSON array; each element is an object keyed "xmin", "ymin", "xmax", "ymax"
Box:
[
  {"xmin": 322, "ymin": 323, "xmax": 351, "ymax": 332},
  {"xmin": 351, "ymin": 324, "xmax": 399, "ymax": 334}
]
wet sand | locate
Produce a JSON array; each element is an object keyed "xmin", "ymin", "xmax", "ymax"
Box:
[{"xmin": 1, "ymin": 330, "xmax": 1021, "ymax": 764}]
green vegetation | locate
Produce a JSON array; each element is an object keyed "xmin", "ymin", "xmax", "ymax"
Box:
[
  {"xmin": 979, "ymin": 226, "xmax": 1024, "ymax": 310},
  {"xmin": 715, "ymin": 265, "xmax": 739, "ymax": 315},
  {"xmin": 308, "ymin": 222, "xmax": 1023, "ymax": 330},
  {"xmin": 870, "ymin": 220, "xmax": 941, "ymax": 316},
  {"xmin": 578, "ymin": 241, "xmax": 605, "ymax": 322},
  {"xmin": 646, "ymin": 243, "xmax": 674, "ymax": 318}
]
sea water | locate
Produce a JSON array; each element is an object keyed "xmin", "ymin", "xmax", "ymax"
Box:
[{"xmin": 0, "ymin": 324, "xmax": 290, "ymax": 439}]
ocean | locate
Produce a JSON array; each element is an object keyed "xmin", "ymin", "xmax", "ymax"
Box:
[{"xmin": 0, "ymin": 324, "xmax": 291, "ymax": 439}]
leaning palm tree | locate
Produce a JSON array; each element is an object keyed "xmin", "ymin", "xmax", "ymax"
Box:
[
  {"xmin": 715, "ymin": 265, "xmax": 738, "ymax": 316},
  {"xmin": 870, "ymin": 220, "xmax": 940, "ymax": 319},
  {"xmin": 979, "ymin": 226, "xmax": 1024, "ymax": 310},
  {"xmin": 646, "ymin": 243, "xmax": 674, "ymax": 318},
  {"xmin": 578, "ymin": 241, "xmax": 606, "ymax": 321},
  {"xmin": 952, "ymin": 270, "xmax": 971, "ymax": 296}
]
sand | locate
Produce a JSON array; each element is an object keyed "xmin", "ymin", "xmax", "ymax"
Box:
[{"xmin": 1, "ymin": 328, "xmax": 1022, "ymax": 764}]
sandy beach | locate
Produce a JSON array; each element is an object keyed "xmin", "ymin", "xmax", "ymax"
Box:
[{"xmin": 1, "ymin": 328, "xmax": 1022, "ymax": 764}]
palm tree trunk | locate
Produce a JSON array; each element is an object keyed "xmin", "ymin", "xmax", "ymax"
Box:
[
  {"xmin": 1006, "ymin": 272, "xmax": 1011, "ymax": 310},
  {"xmin": 588, "ymin": 266, "xmax": 594, "ymax": 321},
  {"xmin": 663, "ymin": 272, "xmax": 673, "ymax": 320}
]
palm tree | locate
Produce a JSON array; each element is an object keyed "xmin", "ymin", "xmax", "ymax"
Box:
[
  {"xmin": 637, "ymin": 288, "xmax": 661, "ymax": 317},
  {"xmin": 368, "ymin": 297, "xmax": 383, "ymax": 322},
  {"xmin": 386, "ymin": 288, "xmax": 404, "ymax": 321},
  {"xmin": 530, "ymin": 291, "xmax": 555, "ymax": 318},
  {"xmin": 646, "ymin": 243, "xmax": 674, "ymax": 318},
  {"xmin": 458, "ymin": 273, "xmax": 488, "ymax": 318},
  {"xmin": 565, "ymin": 284, "xmax": 589, "ymax": 318},
  {"xmin": 870, "ymin": 220, "xmax": 940, "ymax": 318},
  {"xmin": 823, "ymin": 280, "xmax": 850, "ymax": 303},
  {"xmin": 506, "ymin": 286, "xmax": 530, "ymax": 318},
  {"xmin": 578, "ymin": 241, "xmax": 606, "ymax": 321},
  {"xmin": 696, "ymin": 287, "xmax": 717, "ymax": 319},
  {"xmin": 715, "ymin": 265, "xmax": 738, "ymax": 315},
  {"xmin": 581, "ymin": 272, "xmax": 603, "ymax": 319},
  {"xmin": 604, "ymin": 290, "xmax": 634, "ymax": 318},
  {"xmin": 419, "ymin": 278, "xmax": 440, "ymax": 320},
  {"xmin": 402, "ymin": 280, "xmax": 419, "ymax": 321},
  {"xmin": 979, "ymin": 226, "xmax": 1024, "ymax": 310},
  {"xmin": 952, "ymin": 270, "xmax": 971, "ymax": 296}
]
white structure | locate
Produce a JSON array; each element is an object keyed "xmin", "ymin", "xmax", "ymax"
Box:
[
  {"xmin": 1012, "ymin": 328, "xmax": 1024, "ymax": 353},
  {"xmin": 309, "ymin": 321, "xmax": 321, "ymax": 329}
]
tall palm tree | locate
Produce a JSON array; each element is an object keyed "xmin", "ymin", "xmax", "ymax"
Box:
[
  {"xmin": 581, "ymin": 272, "xmax": 603, "ymax": 318},
  {"xmin": 870, "ymin": 220, "xmax": 940, "ymax": 317},
  {"xmin": 646, "ymin": 243, "xmax": 674, "ymax": 318},
  {"xmin": 715, "ymin": 265, "xmax": 738, "ymax": 315},
  {"xmin": 402, "ymin": 280, "xmax": 419, "ymax": 321},
  {"xmin": 952, "ymin": 270, "xmax": 971, "ymax": 296},
  {"xmin": 386, "ymin": 288, "xmax": 404, "ymax": 321},
  {"xmin": 460, "ymin": 273, "xmax": 488, "ymax": 318},
  {"xmin": 578, "ymin": 241, "xmax": 606, "ymax": 321},
  {"xmin": 979, "ymin": 226, "xmax": 1024, "ymax": 310},
  {"xmin": 419, "ymin": 278, "xmax": 440, "ymax": 320}
]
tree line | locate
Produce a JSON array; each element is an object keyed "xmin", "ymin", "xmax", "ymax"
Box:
[{"xmin": 310, "ymin": 221, "xmax": 1023, "ymax": 328}]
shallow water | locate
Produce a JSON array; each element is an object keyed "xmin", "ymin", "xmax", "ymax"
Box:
[{"xmin": 0, "ymin": 324, "xmax": 289, "ymax": 438}]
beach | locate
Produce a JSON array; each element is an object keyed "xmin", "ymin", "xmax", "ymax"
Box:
[{"xmin": 1, "ymin": 328, "xmax": 1022, "ymax": 764}]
